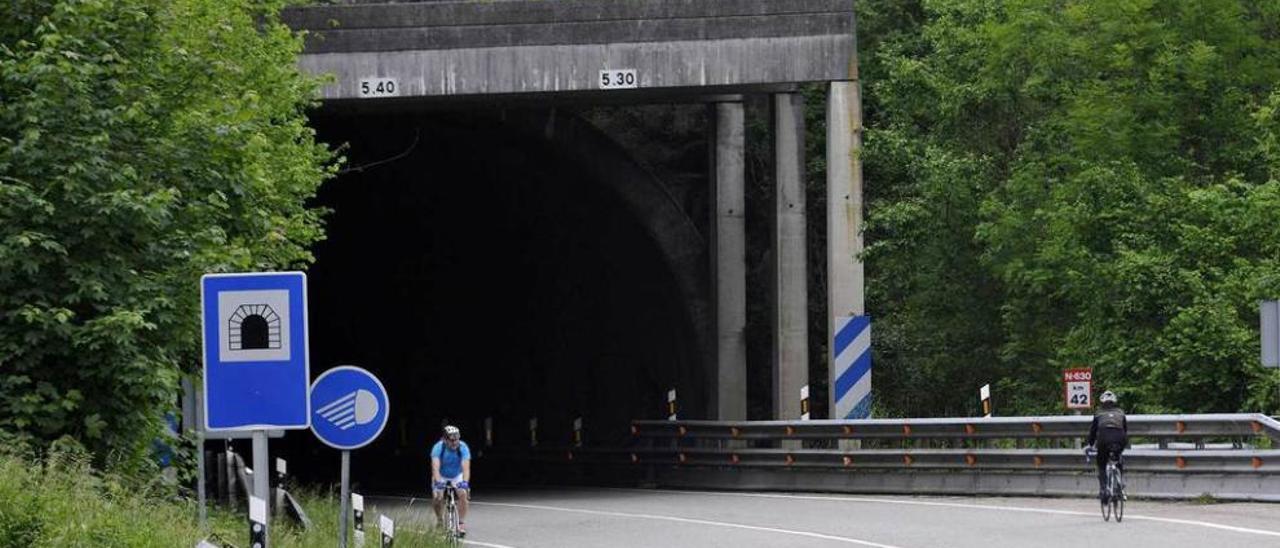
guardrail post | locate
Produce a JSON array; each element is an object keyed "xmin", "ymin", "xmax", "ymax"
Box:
[
  {"xmin": 225, "ymin": 447, "xmax": 237, "ymax": 509},
  {"xmin": 215, "ymin": 450, "xmax": 228, "ymax": 506}
]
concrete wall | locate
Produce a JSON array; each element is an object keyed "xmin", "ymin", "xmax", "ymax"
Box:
[{"xmin": 282, "ymin": 0, "xmax": 855, "ymax": 100}]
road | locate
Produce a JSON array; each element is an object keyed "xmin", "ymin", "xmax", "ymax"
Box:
[{"xmin": 369, "ymin": 488, "xmax": 1280, "ymax": 547}]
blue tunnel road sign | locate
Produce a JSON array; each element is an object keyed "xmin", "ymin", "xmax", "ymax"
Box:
[
  {"xmin": 310, "ymin": 366, "xmax": 390, "ymax": 450},
  {"xmin": 202, "ymin": 272, "xmax": 310, "ymax": 431}
]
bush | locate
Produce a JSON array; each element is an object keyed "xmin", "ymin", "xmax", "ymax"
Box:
[{"xmin": 0, "ymin": 442, "xmax": 446, "ymax": 547}]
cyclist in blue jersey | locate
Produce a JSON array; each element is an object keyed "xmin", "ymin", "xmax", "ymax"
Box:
[{"xmin": 431, "ymin": 425, "xmax": 472, "ymax": 536}]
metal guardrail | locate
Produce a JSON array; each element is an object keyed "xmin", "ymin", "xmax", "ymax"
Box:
[
  {"xmin": 629, "ymin": 413, "xmax": 1280, "ymax": 444},
  {"xmin": 488, "ymin": 414, "xmax": 1280, "ymax": 501},
  {"xmin": 540, "ymin": 447, "xmax": 1280, "ymax": 473}
]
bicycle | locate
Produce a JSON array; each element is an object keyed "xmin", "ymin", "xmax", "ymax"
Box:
[
  {"xmin": 1086, "ymin": 447, "xmax": 1125, "ymax": 522},
  {"xmin": 441, "ymin": 482, "xmax": 462, "ymax": 546}
]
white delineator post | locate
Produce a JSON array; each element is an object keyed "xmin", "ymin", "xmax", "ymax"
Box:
[
  {"xmin": 667, "ymin": 388, "xmax": 678, "ymax": 421},
  {"xmin": 379, "ymin": 514, "xmax": 394, "ymax": 547},
  {"xmin": 801, "ymin": 385, "xmax": 811, "ymax": 421},
  {"xmin": 980, "ymin": 384, "xmax": 992, "ymax": 418},
  {"xmin": 249, "ymin": 495, "xmax": 267, "ymax": 548},
  {"xmin": 352, "ymin": 493, "xmax": 365, "ymax": 547}
]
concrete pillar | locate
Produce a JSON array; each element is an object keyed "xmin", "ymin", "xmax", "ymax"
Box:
[
  {"xmin": 771, "ymin": 92, "xmax": 808, "ymax": 421},
  {"xmin": 827, "ymin": 80, "xmax": 866, "ymax": 418},
  {"xmin": 709, "ymin": 100, "xmax": 747, "ymax": 421}
]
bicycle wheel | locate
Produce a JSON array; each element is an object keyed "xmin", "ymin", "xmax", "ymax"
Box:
[
  {"xmin": 451, "ymin": 491, "xmax": 463, "ymax": 538},
  {"xmin": 444, "ymin": 503, "xmax": 460, "ymax": 546},
  {"xmin": 1113, "ymin": 470, "xmax": 1125, "ymax": 522},
  {"xmin": 1101, "ymin": 494, "xmax": 1112, "ymax": 522}
]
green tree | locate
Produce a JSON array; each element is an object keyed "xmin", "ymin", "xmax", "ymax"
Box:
[
  {"xmin": 0, "ymin": 0, "xmax": 336, "ymax": 466},
  {"xmin": 864, "ymin": 0, "xmax": 1280, "ymax": 415}
]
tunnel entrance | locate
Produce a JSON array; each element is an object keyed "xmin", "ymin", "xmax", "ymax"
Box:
[{"xmin": 283, "ymin": 107, "xmax": 704, "ymax": 492}]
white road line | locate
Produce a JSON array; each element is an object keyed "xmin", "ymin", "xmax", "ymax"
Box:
[
  {"xmin": 619, "ymin": 488, "xmax": 1280, "ymax": 539},
  {"xmin": 400, "ymin": 525, "xmax": 519, "ymax": 548},
  {"xmin": 463, "ymin": 541, "xmax": 519, "ymax": 548},
  {"xmin": 471, "ymin": 501, "xmax": 904, "ymax": 547}
]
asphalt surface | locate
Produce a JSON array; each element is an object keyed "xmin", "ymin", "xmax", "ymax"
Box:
[{"xmin": 368, "ymin": 488, "xmax": 1280, "ymax": 548}]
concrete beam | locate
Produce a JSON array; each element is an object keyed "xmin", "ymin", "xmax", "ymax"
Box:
[
  {"xmin": 710, "ymin": 101, "xmax": 747, "ymax": 421},
  {"xmin": 284, "ymin": 0, "xmax": 855, "ymax": 100},
  {"xmin": 296, "ymin": 14, "xmax": 851, "ymax": 54},
  {"xmin": 771, "ymin": 93, "xmax": 808, "ymax": 421},
  {"xmin": 297, "ymin": 37, "xmax": 855, "ymax": 101},
  {"xmin": 286, "ymin": 0, "xmax": 854, "ymax": 30}
]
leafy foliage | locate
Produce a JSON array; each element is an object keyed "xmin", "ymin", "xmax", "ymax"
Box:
[
  {"xmin": 862, "ymin": 0, "xmax": 1280, "ymax": 415},
  {"xmin": 0, "ymin": 0, "xmax": 336, "ymax": 466}
]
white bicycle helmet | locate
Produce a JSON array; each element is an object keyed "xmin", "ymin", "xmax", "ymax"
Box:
[
  {"xmin": 443, "ymin": 425, "xmax": 461, "ymax": 440},
  {"xmin": 1099, "ymin": 391, "xmax": 1117, "ymax": 404}
]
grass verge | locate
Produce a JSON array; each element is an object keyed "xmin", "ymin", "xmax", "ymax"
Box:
[{"xmin": 0, "ymin": 444, "xmax": 447, "ymax": 547}]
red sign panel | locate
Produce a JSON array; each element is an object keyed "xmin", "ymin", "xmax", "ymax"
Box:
[{"xmin": 1064, "ymin": 368, "xmax": 1092, "ymax": 409}]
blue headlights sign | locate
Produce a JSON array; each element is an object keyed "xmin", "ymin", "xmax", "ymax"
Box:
[
  {"xmin": 309, "ymin": 366, "xmax": 390, "ymax": 450},
  {"xmin": 201, "ymin": 272, "xmax": 310, "ymax": 431}
]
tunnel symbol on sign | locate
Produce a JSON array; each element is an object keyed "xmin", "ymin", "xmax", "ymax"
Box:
[
  {"xmin": 316, "ymin": 390, "xmax": 379, "ymax": 430},
  {"xmin": 228, "ymin": 304, "xmax": 282, "ymax": 350}
]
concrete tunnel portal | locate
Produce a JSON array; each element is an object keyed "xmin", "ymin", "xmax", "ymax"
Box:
[
  {"xmin": 274, "ymin": 0, "xmax": 862, "ymax": 492},
  {"xmin": 282, "ymin": 106, "xmax": 710, "ymax": 491}
]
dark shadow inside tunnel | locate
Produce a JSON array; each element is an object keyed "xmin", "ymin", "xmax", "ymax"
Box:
[{"xmin": 282, "ymin": 107, "xmax": 703, "ymax": 493}]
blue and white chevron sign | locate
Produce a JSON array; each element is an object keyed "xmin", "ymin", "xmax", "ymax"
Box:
[{"xmin": 832, "ymin": 315, "xmax": 872, "ymax": 419}]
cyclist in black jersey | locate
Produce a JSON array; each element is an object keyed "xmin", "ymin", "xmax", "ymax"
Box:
[{"xmin": 1085, "ymin": 390, "xmax": 1128, "ymax": 502}]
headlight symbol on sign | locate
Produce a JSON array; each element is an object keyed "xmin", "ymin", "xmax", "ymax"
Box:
[{"xmin": 316, "ymin": 390, "xmax": 380, "ymax": 431}]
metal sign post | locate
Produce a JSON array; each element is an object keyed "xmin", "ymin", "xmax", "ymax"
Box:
[
  {"xmin": 252, "ymin": 431, "xmax": 270, "ymax": 538},
  {"xmin": 309, "ymin": 366, "xmax": 390, "ymax": 548},
  {"xmin": 1262, "ymin": 301, "xmax": 1279, "ymax": 368},
  {"xmin": 1264, "ymin": 301, "xmax": 1280, "ymax": 415},
  {"xmin": 339, "ymin": 451, "xmax": 350, "ymax": 548},
  {"xmin": 201, "ymin": 272, "xmax": 313, "ymax": 548}
]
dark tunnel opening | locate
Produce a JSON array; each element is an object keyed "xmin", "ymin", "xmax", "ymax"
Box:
[{"xmin": 281, "ymin": 107, "xmax": 703, "ymax": 493}]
